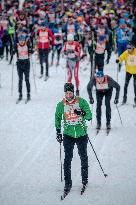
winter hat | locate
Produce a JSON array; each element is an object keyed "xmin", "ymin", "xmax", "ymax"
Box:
[
  {"xmin": 96, "ymin": 71, "xmax": 104, "ymax": 77},
  {"xmin": 127, "ymin": 42, "xmax": 134, "ymax": 49},
  {"xmin": 40, "ymin": 22, "xmax": 46, "ymax": 27},
  {"xmin": 18, "ymin": 35, "xmax": 26, "ymax": 41},
  {"xmin": 64, "ymin": 83, "xmax": 74, "ymax": 93}
]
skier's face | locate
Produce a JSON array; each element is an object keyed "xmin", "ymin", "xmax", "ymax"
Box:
[
  {"xmin": 19, "ymin": 40, "xmax": 25, "ymax": 46},
  {"xmin": 68, "ymin": 16, "xmax": 73, "ymax": 24},
  {"xmin": 65, "ymin": 91, "xmax": 74, "ymax": 101},
  {"xmin": 97, "ymin": 76, "xmax": 104, "ymax": 83},
  {"xmin": 127, "ymin": 47, "xmax": 134, "ymax": 54}
]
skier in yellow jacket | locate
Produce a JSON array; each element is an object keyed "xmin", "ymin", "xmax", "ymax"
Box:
[{"xmin": 116, "ymin": 42, "xmax": 136, "ymax": 105}]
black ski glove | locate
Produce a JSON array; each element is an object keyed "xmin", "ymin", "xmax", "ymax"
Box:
[
  {"xmin": 56, "ymin": 129, "xmax": 63, "ymax": 143},
  {"xmin": 114, "ymin": 98, "xmax": 119, "ymax": 104},
  {"xmin": 74, "ymin": 109, "xmax": 86, "ymax": 116},
  {"xmin": 116, "ymin": 59, "xmax": 119, "ymax": 63},
  {"xmin": 89, "ymin": 97, "xmax": 94, "ymax": 104}
]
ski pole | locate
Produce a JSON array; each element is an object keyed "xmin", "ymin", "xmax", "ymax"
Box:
[
  {"xmin": 11, "ymin": 55, "xmax": 14, "ymax": 96},
  {"xmin": 31, "ymin": 55, "xmax": 37, "ymax": 93},
  {"xmin": 90, "ymin": 52, "xmax": 94, "ymax": 78},
  {"xmin": 88, "ymin": 137, "xmax": 108, "ymax": 178},
  {"xmin": 60, "ymin": 142, "xmax": 63, "ymax": 182},
  {"xmin": 91, "ymin": 104, "xmax": 93, "ymax": 125},
  {"xmin": 117, "ymin": 63, "xmax": 119, "ymax": 83},
  {"xmin": 116, "ymin": 104, "xmax": 123, "ymax": 125}
]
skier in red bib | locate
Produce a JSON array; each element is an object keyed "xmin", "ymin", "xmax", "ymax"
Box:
[
  {"xmin": 87, "ymin": 71, "xmax": 120, "ymax": 130},
  {"xmin": 13, "ymin": 35, "xmax": 33, "ymax": 103},
  {"xmin": 63, "ymin": 33, "xmax": 81, "ymax": 96},
  {"xmin": 55, "ymin": 83, "xmax": 92, "ymax": 195},
  {"xmin": 36, "ymin": 22, "xmax": 54, "ymax": 80}
]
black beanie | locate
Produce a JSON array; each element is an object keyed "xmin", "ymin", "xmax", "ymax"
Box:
[{"xmin": 64, "ymin": 83, "xmax": 74, "ymax": 92}]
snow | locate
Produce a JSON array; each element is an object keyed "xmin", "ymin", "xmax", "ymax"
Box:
[{"xmin": 0, "ymin": 52, "xmax": 136, "ymax": 205}]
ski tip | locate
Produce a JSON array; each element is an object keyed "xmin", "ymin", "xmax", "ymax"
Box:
[
  {"xmin": 96, "ymin": 129, "xmax": 100, "ymax": 135},
  {"xmin": 81, "ymin": 190, "xmax": 85, "ymax": 195},
  {"xmin": 16, "ymin": 100, "xmax": 21, "ymax": 104},
  {"xmin": 61, "ymin": 195, "xmax": 64, "ymax": 200},
  {"xmin": 60, "ymin": 191, "xmax": 69, "ymax": 200},
  {"xmin": 61, "ymin": 194, "xmax": 67, "ymax": 200},
  {"xmin": 106, "ymin": 129, "xmax": 111, "ymax": 135},
  {"xmin": 81, "ymin": 191, "xmax": 83, "ymax": 195}
]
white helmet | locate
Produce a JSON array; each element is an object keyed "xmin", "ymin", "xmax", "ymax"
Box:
[{"xmin": 67, "ymin": 33, "xmax": 74, "ymax": 41}]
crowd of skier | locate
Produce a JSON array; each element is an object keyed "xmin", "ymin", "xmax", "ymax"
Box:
[{"xmin": 0, "ymin": 0, "xmax": 136, "ymax": 197}]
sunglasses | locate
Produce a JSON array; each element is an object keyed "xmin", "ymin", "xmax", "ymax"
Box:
[{"xmin": 127, "ymin": 47, "xmax": 133, "ymax": 50}]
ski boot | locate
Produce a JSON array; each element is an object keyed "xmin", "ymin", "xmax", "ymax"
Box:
[
  {"xmin": 16, "ymin": 95, "xmax": 22, "ymax": 104},
  {"xmin": 61, "ymin": 182, "xmax": 72, "ymax": 200},
  {"xmin": 122, "ymin": 96, "xmax": 127, "ymax": 104},
  {"xmin": 106, "ymin": 123, "xmax": 111, "ymax": 130},
  {"xmin": 25, "ymin": 94, "xmax": 31, "ymax": 104},
  {"xmin": 44, "ymin": 75, "xmax": 49, "ymax": 81},
  {"xmin": 96, "ymin": 123, "xmax": 101, "ymax": 130},
  {"xmin": 81, "ymin": 181, "xmax": 88, "ymax": 195}
]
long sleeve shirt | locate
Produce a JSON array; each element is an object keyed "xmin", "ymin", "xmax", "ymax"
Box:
[{"xmin": 87, "ymin": 75, "xmax": 120, "ymax": 100}]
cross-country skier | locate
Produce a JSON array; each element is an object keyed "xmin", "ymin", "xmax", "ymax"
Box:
[
  {"xmin": 13, "ymin": 35, "xmax": 33, "ymax": 103},
  {"xmin": 87, "ymin": 71, "xmax": 120, "ymax": 130},
  {"xmin": 63, "ymin": 33, "xmax": 81, "ymax": 96},
  {"xmin": 55, "ymin": 83, "xmax": 92, "ymax": 195},
  {"xmin": 36, "ymin": 22, "xmax": 54, "ymax": 80},
  {"xmin": 116, "ymin": 42, "xmax": 136, "ymax": 105}
]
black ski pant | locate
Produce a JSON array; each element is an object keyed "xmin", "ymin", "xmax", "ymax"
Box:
[
  {"xmin": 38, "ymin": 48, "xmax": 49, "ymax": 76},
  {"xmin": 95, "ymin": 53, "xmax": 105, "ymax": 71},
  {"xmin": 123, "ymin": 72, "xmax": 136, "ymax": 99},
  {"xmin": 51, "ymin": 44, "xmax": 62, "ymax": 63},
  {"xmin": 88, "ymin": 46, "xmax": 94, "ymax": 77},
  {"xmin": 63, "ymin": 135, "xmax": 88, "ymax": 187},
  {"xmin": 106, "ymin": 42, "xmax": 112, "ymax": 63},
  {"xmin": 96, "ymin": 90, "xmax": 112, "ymax": 125},
  {"xmin": 17, "ymin": 59, "xmax": 30, "ymax": 97},
  {"xmin": 2, "ymin": 34, "xmax": 10, "ymax": 59}
]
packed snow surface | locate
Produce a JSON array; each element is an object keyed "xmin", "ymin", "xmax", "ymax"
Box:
[{"xmin": 0, "ymin": 53, "xmax": 136, "ymax": 205}]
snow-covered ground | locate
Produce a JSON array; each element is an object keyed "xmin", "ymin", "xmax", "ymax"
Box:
[{"xmin": 0, "ymin": 52, "xmax": 136, "ymax": 205}]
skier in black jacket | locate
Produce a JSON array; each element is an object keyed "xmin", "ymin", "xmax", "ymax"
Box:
[{"xmin": 87, "ymin": 71, "xmax": 120, "ymax": 129}]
